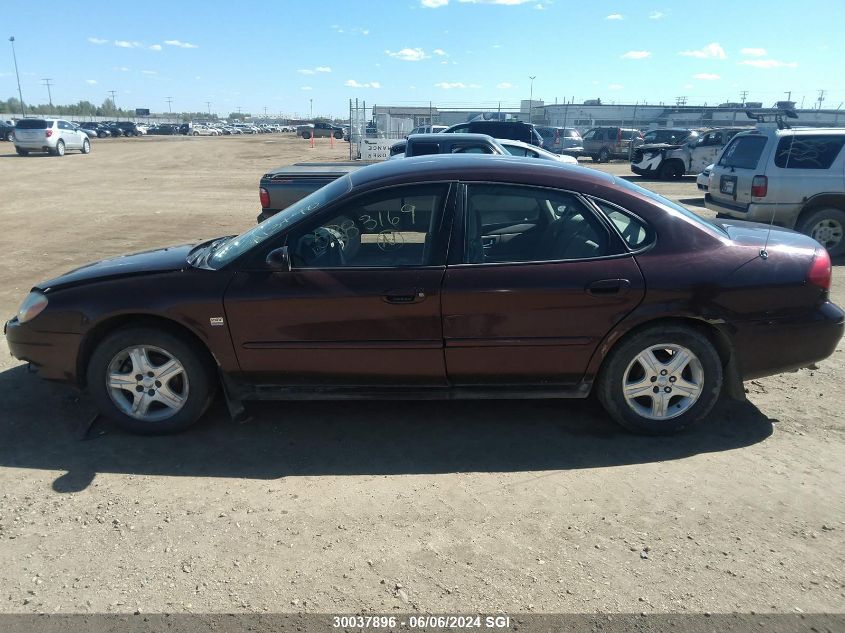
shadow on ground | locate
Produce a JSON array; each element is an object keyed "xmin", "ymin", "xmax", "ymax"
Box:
[{"xmin": 0, "ymin": 364, "xmax": 774, "ymax": 493}]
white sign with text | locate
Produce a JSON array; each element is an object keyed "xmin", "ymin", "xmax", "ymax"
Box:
[{"xmin": 360, "ymin": 138, "xmax": 403, "ymax": 161}]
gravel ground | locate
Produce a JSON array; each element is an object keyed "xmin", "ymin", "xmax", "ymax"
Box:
[{"xmin": 0, "ymin": 135, "xmax": 842, "ymax": 616}]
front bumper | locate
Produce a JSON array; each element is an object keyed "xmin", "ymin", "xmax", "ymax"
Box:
[
  {"xmin": 5, "ymin": 317, "xmax": 82, "ymax": 383},
  {"xmin": 734, "ymin": 301, "xmax": 845, "ymax": 380}
]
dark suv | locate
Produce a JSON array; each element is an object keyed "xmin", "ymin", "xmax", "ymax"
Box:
[
  {"xmin": 443, "ymin": 120, "xmax": 543, "ymax": 147},
  {"xmin": 582, "ymin": 127, "xmax": 644, "ymax": 162},
  {"xmin": 116, "ymin": 121, "xmax": 141, "ymax": 137}
]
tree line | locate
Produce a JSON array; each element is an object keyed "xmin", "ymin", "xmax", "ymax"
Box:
[{"xmin": 1, "ymin": 96, "xmax": 223, "ymax": 122}]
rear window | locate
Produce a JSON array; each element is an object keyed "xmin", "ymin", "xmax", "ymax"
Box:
[
  {"xmin": 16, "ymin": 119, "xmax": 50, "ymax": 129},
  {"xmin": 564, "ymin": 129, "xmax": 581, "ymax": 139},
  {"xmin": 409, "ymin": 142, "xmax": 440, "ymax": 156},
  {"xmin": 718, "ymin": 135, "xmax": 768, "ymax": 170},
  {"xmin": 774, "ymin": 135, "xmax": 845, "ymax": 169}
]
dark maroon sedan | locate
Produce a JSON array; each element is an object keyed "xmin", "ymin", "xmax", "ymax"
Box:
[{"xmin": 5, "ymin": 156, "xmax": 843, "ymax": 435}]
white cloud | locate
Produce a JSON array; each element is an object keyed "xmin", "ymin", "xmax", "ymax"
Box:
[
  {"xmin": 649, "ymin": 11, "xmax": 665, "ymax": 19},
  {"xmin": 621, "ymin": 50, "xmax": 651, "ymax": 60},
  {"xmin": 345, "ymin": 79, "xmax": 380, "ymax": 88},
  {"xmin": 606, "ymin": 13, "xmax": 623, "ymax": 20},
  {"xmin": 740, "ymin": 47, "xmax": 766, "ymax": 57},
  {"xmin": 608, "ymin": 83, "xmax": 624, "ymax": 90},
  {"xmin": 88, "ymin": 37, "xmax": 108, "ymax": 44},
  {"xmin": 300, "ymin": 86, "xmax": 313, "ymax": 91},
  {"xmin": 459, "ymin": 0, "xmax": 542, "ymax": 4},
  {"xmin": 740, "ymin": 59, "xmax": 798, "ymax": 69},
  {"xmin": 421, "ymin": 0, "xmax": 448, "ymax": 6},
  {"xmin": 315, "ymin": 66, "xmax": 332, "ymax": 73},
  {"xmin": 692, "ymin": 73, "xmax": 720, "ymax": 80},
  {"xmin": 149, "ymin": 44, "xmax": 162, "ymax": 51},
  {"xmin": 535, "ymin": 3, "xmax": 545, "ymax": 9},
  {"xmin": 386, "ymin": 48, "xmax": 429, "ymax": 61},
  {"xmin": 434, "ymin": 82, "xmax": 467, "ymax": 89},
  {"xmin": 113, "ymin": 66, "xmax": 130, "ymax": 72},
  {"xmin": 679, "ymin": 42, "xmax": 726, "ymax": 59},
  {"xmin": 141, "ymin": 70, "xmax": 157, "ymax": 75},
  {"xmin": 164, "ymin": 39, "xmax": 198, "ymax": 49},
  {"xmin": 497, "ymin": 82, "xmax": 513, "ymax": 89},
  {"xmin": 85, "ymin": 79, "xmax": 98, "ymax": 85},
  {"xmin": 433, "ymin": 49, "xmax": 447, "ymax": 56},
  {"xmin": 114, "ymin": 40, "xmax": 140, "ymax": 48}
]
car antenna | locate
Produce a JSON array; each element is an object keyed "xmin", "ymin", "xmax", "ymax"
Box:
[{"xmin": 760, "ymin": 131, "xmax": 797, "ymax": 259}]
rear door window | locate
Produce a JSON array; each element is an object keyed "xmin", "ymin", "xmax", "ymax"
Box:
[
  {"xmin": 774, "ymin": 135, "xmax": 845, "ymax": 169},
  {"xmin": 718, "ymin": 135, "xmax": 768, "ymax": 170}
]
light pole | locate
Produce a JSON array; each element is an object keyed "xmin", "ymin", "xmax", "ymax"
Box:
[
  {"xmin": 528, "ymin": 75, "xmax": 536, "ymax": 124},
  {"xmin": 9, "ymin": 36, "xmax": 25, "ymax": 117},
  {"xmin": 310, "ymin": 98, "xmax": 313, "ymax": 120}
]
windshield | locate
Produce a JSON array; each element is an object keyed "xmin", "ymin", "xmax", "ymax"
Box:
[
  {"xmin": 613, "ymin": 176, "xmax": 728, "ymax": 236},
  {"xmin": 209, "ymin": 174, "xmax": 352, "ymax": 267}
]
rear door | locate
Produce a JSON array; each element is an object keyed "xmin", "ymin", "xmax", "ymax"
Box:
[
  {"xmin": 709, "ymin": 133, "xmax": 771, "ymax": 209},
  {"xmin": 441, "ymin": 183, "xmax": 645, "ymax": 386}
]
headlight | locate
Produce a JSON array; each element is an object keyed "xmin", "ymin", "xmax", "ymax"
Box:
[{"xmin": 17, "ymin": 292, "xmax": 48, "ymax": 324}]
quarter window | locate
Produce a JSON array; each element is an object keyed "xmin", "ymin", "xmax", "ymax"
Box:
[
  {"xmin": 287, "ymin": 184, "xmax": 448, "ymax": 268},
  {"xmin": 464, "ymin": 184, "xmax": 611, "ymax": 264},
  {"xmin": 592, "ymin": 200, "xmax": 654, "ymax": 249},
  {"xmin": 774, "ymin": 135, "xmax": 845, "ymax": 169}
]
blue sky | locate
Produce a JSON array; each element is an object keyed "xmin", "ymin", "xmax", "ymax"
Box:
[{"xmin": 2, "ymin": 0, "xmax": 843, "ymax": 117}]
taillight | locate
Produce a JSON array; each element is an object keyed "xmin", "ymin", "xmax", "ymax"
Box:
[
  {"xmin": 259, "ymin": 187, "xmax": 270, "ymax": 209},
  {"xmin": 751, "ymin": 175, "xmax": 768, "ymax": 198},
  {"xmin": 45, "ymin": 129, "xmax": 53, "ymax": 138},
  {"xmin": 808, "ymin": 248, "xmax": 832, "ymax": 290}
]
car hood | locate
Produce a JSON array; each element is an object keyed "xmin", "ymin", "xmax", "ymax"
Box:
[
  {"xmin": 638, "ymin": 142, "xmax": 686, "ymax": 151},
  {"xmin": 36, "ymin": 243, "xmax": 196, "ymax": 292}
]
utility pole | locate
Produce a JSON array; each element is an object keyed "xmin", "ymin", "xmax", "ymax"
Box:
[
  {"xmin": 108, "ymin": 90, "xmax": 117, "ymax": 113},
  {"xmin": 9, "ymin": 36, "xmax": 26, "ymax": 117},
  {"xmin": 528, "ymin": 75, "xmax": 536, "ymax": 124},
  {"xmin": 42, "ymin": 78, "xmax": 53, "ymax": 113},
  {"xmin": 675, "ymin": 96, "xmax": 687, "ymax": 107},
  {"xmin": 205, "ymin": 101, "xmax": 211, "ymax": 116},
  {"xmin": 817, "ymin": 90, "xmax": 826, "ymax": 110},
  {"xmin": 740, "ymin": 90, "xmax": 748, "ymax": 105},
  {"xmin": 165, "ymin": 96, "xmax": 173, "ymax": 117}
]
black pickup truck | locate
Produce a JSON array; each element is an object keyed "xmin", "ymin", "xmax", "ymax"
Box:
[{"xmin": 257, "ymin": 134, "xmax": 507, "ymax": 222}]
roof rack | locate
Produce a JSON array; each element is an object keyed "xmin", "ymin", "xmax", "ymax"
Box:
[{"xmin": 745, "ymin": 108, "xmax": 798, "ymax": 129}]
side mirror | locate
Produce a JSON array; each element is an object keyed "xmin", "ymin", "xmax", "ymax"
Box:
[{"xmin": 265, "ymin": 246, "xmax": 291, "ymax": 272}]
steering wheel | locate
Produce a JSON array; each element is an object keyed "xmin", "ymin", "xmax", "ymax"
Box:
[{"xmin": 295, "ymin": 226, "xmax": 346, "ymax": 267}]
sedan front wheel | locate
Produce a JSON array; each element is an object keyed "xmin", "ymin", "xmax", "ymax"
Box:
[
  {"xmin": 87, "ymin": 327, "xmax": 216, "ymax": 434},
  {"xmin": 597, "ymin": 324, "xmax": 723, "ymax": 434}
]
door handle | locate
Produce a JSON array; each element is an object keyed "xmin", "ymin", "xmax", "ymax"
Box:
[
  {"xmin": 383, "ymin": 289, "xmax": 426, "ymax": 304},
  {"xmin": 587, "ymin": 279, "xmax": 630, "ymax": 296}
]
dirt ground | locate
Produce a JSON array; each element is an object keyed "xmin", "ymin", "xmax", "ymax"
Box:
[{"xmin": 0, "ymin": 135, "xmax": 843, "ymax": 616}]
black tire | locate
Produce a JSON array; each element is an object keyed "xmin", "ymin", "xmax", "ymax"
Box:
[
  {"xmin": 15, "ymin": 146, "xmax": 28, "ymax": 156},
  {"xmin": 5, "ymin": 131, "xmax": 13, "ymax": 142},
  {"xmin": 596, "ymin": 324, "xmax": 723, "ymax": 435},
  {"xmin": 598, "ymin": 148, "xmax": 610, "ymax": 163},
  {"xmin": 658, "ymin": 160, "xmax": 683, "ymax": 180},
  {"xmin": 86, "ymin": 327, "xmax": 217, "ymax": 435},
  {"xmin": 333, "ymin": 130, "xmax": 343, "ymax": 139},
  {"xmin": 301, "ymin": 131, "xmax": 311, "ymax": 139},
  {"xmin": 797, "ymin": 207, "xmax": 845, "ymax": 258},
  {"xmin": 81, "ymin": 138, "xmax": 91, "ymax": 154},
  {"xmin": 54, "ymin": 140, "xmax": 65, "ymax": 157},
  {"xmin": 590, "ymin": 154, "xmax": 600, "ymax": 162}
]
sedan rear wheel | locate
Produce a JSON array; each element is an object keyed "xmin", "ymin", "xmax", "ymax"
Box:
[
  {"xmin": 87, "ymin": 327, "xmax": 216, "ymax": 434},
  {"xmin": 799, "ymin": 207, "xmax": 845, "ymax": 257},
  {"xmin": 597, "ymin": 324, "xmax": 723, "ymax": 434},
  {"xmin": 15, "ymin": 146, "xmax": 28, "ymax": 156}
]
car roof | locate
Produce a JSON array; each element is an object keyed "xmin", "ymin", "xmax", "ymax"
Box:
[
  {"xmin": 348, "ymin": 154, "xmax": 611, "ymax": 191},
  {"xmin": 409, "ymin": 132, "xmax": 497, "ymax": 142}
]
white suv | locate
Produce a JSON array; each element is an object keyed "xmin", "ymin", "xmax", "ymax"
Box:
[
  {"xmin": 14, "ymin": 118, "xmax": 91, "ymax": 157},
  {"xmin": 705, "ymin": 127, "xmax": 845, "ymax": 256}
]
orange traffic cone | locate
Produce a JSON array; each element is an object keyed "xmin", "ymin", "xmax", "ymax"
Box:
[
  {"xmin": 330, "ymin": 132, "xmax": 335, "ymax": 148},
  {"xmin": 310, "ymin": 130, "xmax": 315, "ymax": 148}
]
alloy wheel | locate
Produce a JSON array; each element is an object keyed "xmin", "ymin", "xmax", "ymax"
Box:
[
  {"xmin": 106, "ymin": 345, "xmax": 190, "ymax": 422},
  {"xmin": 622, "ymin": 343, "xmax": 703, "ymax": 420},
  {"xmin": 809, "ymin": 218, "xmax": 844, "ymax": 250}
]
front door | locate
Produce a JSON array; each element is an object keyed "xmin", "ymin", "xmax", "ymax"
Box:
[
  {"xmin": 224, "ymin": 183, "xmax": 454, "ymax": 386},
  {"xmin": 441, "ymin": 183, "xmax": 645, "ymax": 386}
]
